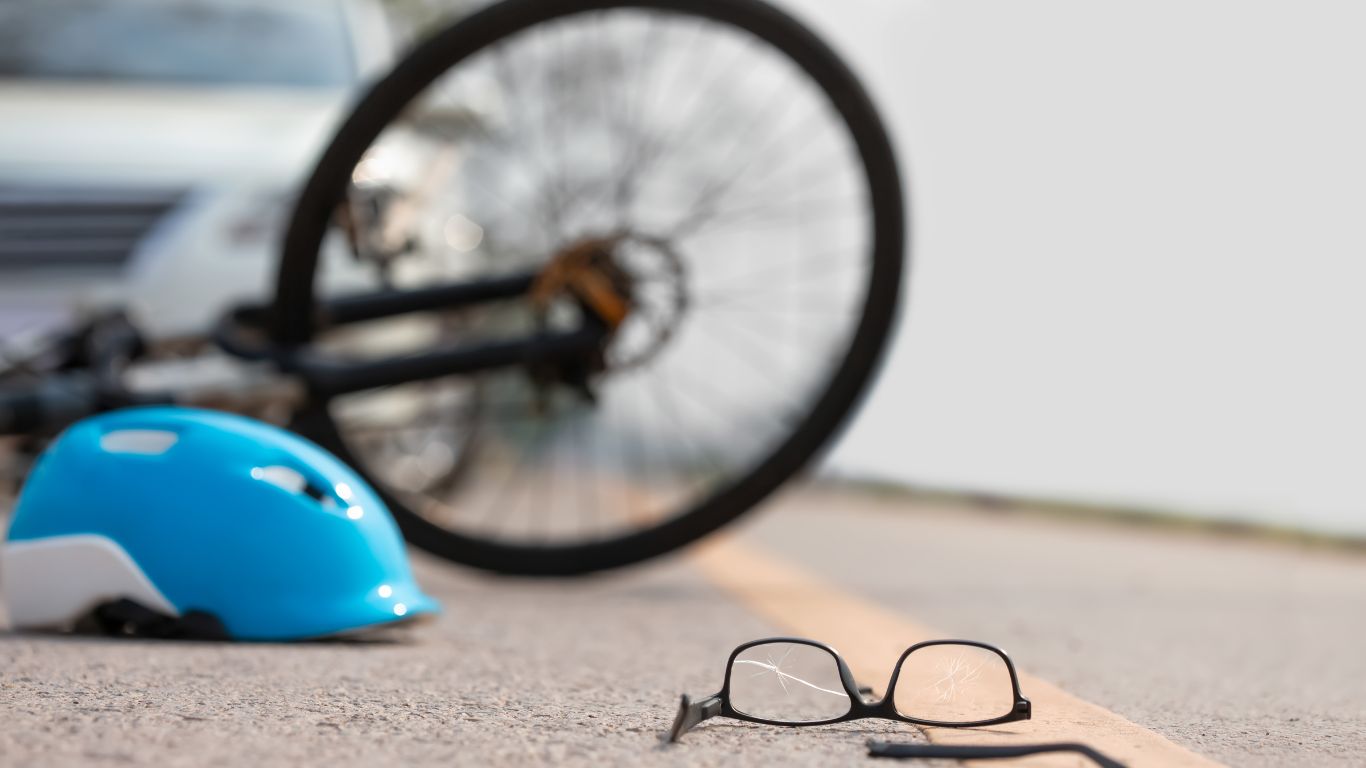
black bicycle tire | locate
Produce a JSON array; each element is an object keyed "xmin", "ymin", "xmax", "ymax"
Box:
[{"xmin": 275, "ymin": 0, "xmax": 907, "ymax": 575}]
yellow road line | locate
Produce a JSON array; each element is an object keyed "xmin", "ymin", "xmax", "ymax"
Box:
[{"xmin": 691, "ymin": 535, "xmax": 1223, "ymax": 768}]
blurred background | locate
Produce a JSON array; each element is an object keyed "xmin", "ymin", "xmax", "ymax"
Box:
[
  {"xmin": 802, "ymin": 0, "xmax": 1366, "ymax": 541},
  {"xmin": 1, "ymin": 0, "xmax": 1362, "ymax": 542}
]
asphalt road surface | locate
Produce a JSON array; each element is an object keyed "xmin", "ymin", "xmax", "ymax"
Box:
[{"xmin": 2, "ymin": 485, "xmax": 1363, "ymax": 767}]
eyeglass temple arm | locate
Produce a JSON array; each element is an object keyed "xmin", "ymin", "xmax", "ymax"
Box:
[
  {"xmin": 868, "ymin": 741, "xmax": 1127, "ymax": 768},
  {"xmin": 667, "ymin": 694, "xmax": 722, "ymax": 743}
]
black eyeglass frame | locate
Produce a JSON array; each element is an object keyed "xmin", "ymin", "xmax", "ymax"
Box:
[{"xmin": 669, "ymin": 637, "xmax": 1032, "ymax": 742}]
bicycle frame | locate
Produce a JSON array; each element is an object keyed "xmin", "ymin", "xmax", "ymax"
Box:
[
  {"xmin": 1, "ymin": 266, "xmax": 611, "ymax": 441},
  {"xmin": 215, "ymin": 269, "xmax": 611, "ymax": 398}
]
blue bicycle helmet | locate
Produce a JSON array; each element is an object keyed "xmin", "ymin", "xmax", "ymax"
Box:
[{"xmin": 2, "ymin": 407, "xmax": 438, "ymax": 640}]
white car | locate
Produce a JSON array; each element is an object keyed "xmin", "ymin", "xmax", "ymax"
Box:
[{"xmin": 0, "ymin": 0, "xmax": 396, "ymax": 341}]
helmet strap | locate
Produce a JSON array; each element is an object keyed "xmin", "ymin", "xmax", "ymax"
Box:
[{"xmin": 76, "ymin": 598, "xmax": 230, "ymax": 641}]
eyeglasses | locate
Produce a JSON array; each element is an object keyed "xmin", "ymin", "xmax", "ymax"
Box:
[{"xmin": 669, "ymin": 637, "xmax": 1031, "ymax": 742}]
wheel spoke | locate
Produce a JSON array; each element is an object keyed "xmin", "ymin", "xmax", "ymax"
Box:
[{"xmin": 302, "ymin": 4, "xmax": 898, "ymax": 566}]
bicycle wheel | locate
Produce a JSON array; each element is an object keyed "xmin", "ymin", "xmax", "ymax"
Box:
[{"xmin": 275, "ymin": 0, "xmax": 906, "ymax": 574}]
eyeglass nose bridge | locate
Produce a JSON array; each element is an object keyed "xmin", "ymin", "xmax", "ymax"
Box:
[{"xmin": 847, "ymin": 684, "xmax": 903, "ymax": 717}]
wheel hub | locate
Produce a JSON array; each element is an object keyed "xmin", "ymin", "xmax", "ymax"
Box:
[{"xmin": 532, "ymin": 234, "xmax": 687, "ymax": 372}]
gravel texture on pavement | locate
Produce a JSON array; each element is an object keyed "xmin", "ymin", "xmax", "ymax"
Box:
[
  {"xmin": 4, "ymin": 486, "xmax": 1364, "ymax": 767},
  {"xmin": 737, "ymin": 488, "xmax": 1366, "ymax": 768},
  {"xmin": 0, "ymin": 550, "xmax": 912, "ymax": 767}
]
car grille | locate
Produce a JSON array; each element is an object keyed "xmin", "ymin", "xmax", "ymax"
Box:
[{"xmin": 0, "ymin": 187, "xmax": 184, "ymax": 270}]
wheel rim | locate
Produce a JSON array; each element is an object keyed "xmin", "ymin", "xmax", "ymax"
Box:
[{"xmin": 278, "ymin": 0, "xmax": 904, "ymax": 569}]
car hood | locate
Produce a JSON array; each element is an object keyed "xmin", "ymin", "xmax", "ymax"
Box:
[{"xmin": 0, "ymin": 81, "xmax": 353, "ymax": 189}]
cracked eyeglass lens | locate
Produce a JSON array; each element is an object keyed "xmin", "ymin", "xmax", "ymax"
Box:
[
  {"xmin": 893, "ymin": 643, "xmax": 1014, "ymax": 723},
  {"xmin": 728, "ymin": 642, "xmax": 851, "ymax": 723}
]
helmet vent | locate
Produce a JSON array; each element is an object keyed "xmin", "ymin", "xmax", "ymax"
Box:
[
  {"xmin": 251, "ymin": 465, "xmax": 306, "ymax": 494},
  {"xmin": 251, "ymin": 465, "xmax": 333, "ymax": 505},
  {"xmin": 100, "ymin": 430, "xmax": 179, "ymax": 455}
]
